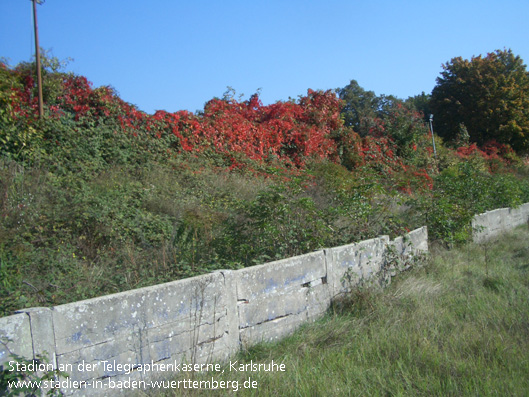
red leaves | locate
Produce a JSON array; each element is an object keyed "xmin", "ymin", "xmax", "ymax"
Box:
[
  {"xmin": 456, "ymin": 143, "xmax": 479, "ymax": 158},
  {"xmin": 358, "ymin": 135, "xmax": 403, "ymax": 172},
  {"xmin": 4, "ymin": 64, "xmax": 345, "ymax": 169},
  {"xmin": 176, "ymin": 90, "xmax": 342, "ymax": 167},
  {"xmin": 4, "ymin": 62, "xmax": 517, "ymax": 176},
  {"xmin": 456, "ymin": 140, "xmax": 514, "ymax": 162}
]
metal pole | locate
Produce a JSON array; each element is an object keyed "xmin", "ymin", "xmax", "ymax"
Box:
[
  {"xmin": 32, "ymin": 0, "xmax": 44, "ymax": 118},
  {"xmin": 429, "ymin": 114, "xmax": 437, "ymax": 159}
]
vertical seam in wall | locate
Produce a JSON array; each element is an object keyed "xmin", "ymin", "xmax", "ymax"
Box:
[
  {"xmin": 137, "ymin": 309, "xmax": 148, "ymax": 380},
  {"xmin": 25, "ymin": 309, "xmax": 59, "ymax": 370},
  {"xmin": 219, "ymin": 270, "xmax": 241, "ymax": 353},
  {"xmin": 323, "ymin": 249, "xmax": 332, "ymax": 314},
  {"xmin": 49, "ymin": 308, "xmax": 58, "ymax": 370},
  {"xmin": 24, "ymin": 312, "xmax": 36, "ymax": 361},
  {"xmin": 235, "ymin": 274, "xmax": 242, "ymax": 347},
  {"xmin": 323, "ymin": 248, "xmax": 333, "ymax": 301},
  {"xmin": 322, "ymin": 249, "xmax": 327, "ymax": 302}
]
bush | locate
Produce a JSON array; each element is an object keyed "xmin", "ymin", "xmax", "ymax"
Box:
[{"xmin": 409, "ymin": 159, "xmax": 529, "ymax": 246}]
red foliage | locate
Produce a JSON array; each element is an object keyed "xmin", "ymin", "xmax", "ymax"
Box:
[
  {"xmin": 456, "ymin": 143, "xmax": 480, "ymax": 157},
  {"xmin": 192, "ymin": 90, "xmax": 341, "ymax": 166},
  {"xmin": 480, "ymin": 140, "xmax": 516, "ymax": 160},
  {"xmin": 456, "ymin": 140, "xmax": 515, "ymax": 164},
  {"xmin": 34, "ymin": 73, "xmax": 343, "ymax": 168},
  {"xmin": 356, "ymin": 135, "xmax": 407, "ymax": 174},
  {"xmin": 3, "ymin": 66, "xmax": 516, "ymax": 177}
]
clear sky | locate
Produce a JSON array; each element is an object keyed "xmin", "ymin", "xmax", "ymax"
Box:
[{"xmin": 1, "ymin": 1, "xmax": 528, "ymax": 115}]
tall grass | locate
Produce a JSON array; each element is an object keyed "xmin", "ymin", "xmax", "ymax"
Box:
[{"xmin": 148, "ymin": 225, "xmax": 529, "ymax": 396}]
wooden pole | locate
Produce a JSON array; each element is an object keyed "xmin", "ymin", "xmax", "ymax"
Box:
[{"xmin": 32, "ymin": 0, "xmax": 44, "ymax": 118}]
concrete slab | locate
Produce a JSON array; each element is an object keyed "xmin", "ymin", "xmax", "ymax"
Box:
[
  {"xmin": 326, "ymin": 236, "xmax": 389, "ymax": 297},
  {"xmin": 0, "ymin": 312, "xmax": 33, "ymax": 368}
]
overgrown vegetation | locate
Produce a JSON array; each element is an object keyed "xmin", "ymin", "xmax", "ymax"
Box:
[
  {"xmin": 152, "ymin": 225, "xmax": 529, "ymax": 396},
  {"xmin": 1, "ymin": 50, "xmax": 529, "ymax": 316}
]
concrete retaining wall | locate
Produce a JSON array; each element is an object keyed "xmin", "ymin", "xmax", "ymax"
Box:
[
  {"xmin": 1, "ymin": 227, "xmax": 428, "ymax": 396},
  {"xmin": 472, "ymin": 203, "xmax": 529, "ymax": 243}
]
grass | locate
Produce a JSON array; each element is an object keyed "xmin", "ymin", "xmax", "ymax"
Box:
[{"xmin": 144, "ymin": 225, "xmax": 529, "ymax": 396}]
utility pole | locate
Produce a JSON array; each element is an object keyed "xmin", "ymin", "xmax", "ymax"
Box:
[{"xmin": 31, "ymin": 0, "xmax": 44, "ymax": 118}]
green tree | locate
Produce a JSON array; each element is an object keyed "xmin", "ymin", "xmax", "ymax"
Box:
[
  {"xmin": 405, "ymin": 91, "xmax": 431, "ymax": 123},
  {"xmin": 338, "ymin": 79, "xmax": 380, "ymax": 136},
  {"xmin": 430, "ymin": 49, "xmax": 529, "ymax": 153},
  {"xmin": 338, "ymin": 80, "xmax": 431, "ymax": 161},
  {"xmin": 338, "ymin": 80, "xmax": 405, "ymax": 135}
]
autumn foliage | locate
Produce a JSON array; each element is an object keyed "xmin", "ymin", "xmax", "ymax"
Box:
[
  {"xmin": 2, "ymin": 57, "xmax": 523, "ymax": 203},
  {"xmin": 2, "ymin": 65, "xmax": 347, "ymax": 168}
]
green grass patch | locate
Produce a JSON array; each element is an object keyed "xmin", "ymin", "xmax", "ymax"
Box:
[{"xmin": 148, "ymin": 226, "xmax": 529, "ymax": 396}]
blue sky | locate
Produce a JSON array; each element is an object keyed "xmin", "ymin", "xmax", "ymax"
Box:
[{"xmin": 1, "ymin": 1, "xmax": 528, "ymax": 115}]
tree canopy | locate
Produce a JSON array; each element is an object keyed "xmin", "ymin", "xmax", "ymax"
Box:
[
  {"xmin": 430, "ymin": 49, "xmax": 529, "ymax": 153},
  {"xmin": 338, "ymin": 80, "xmax": 381, "ymax": 136},
  {"xmin": 338, "ymin": 79, "xmax": 404, "ymax": 136}
]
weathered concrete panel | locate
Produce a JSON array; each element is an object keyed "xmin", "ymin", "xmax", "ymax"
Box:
[
  {"xmin": 473, "ymin": 203, "xmax": 529, "ymax": 243},
  {"xmin": 143, "ymin": 307, "xmax": 228, "ymax": 364},
  {"xmin": 238, "ymin": 287, "xmax": 308, "ymax": 327},
  {"xmin": 23, "ymin": 307, "xmax": 56, "ymax": 364},
  {"xmin": 384, "ymin": 227, "xmax": 429, "ymax": 284},
  {"xmin": 239, "ymin": 312, "xmax": 307, "ymax": 346},
  {"xmin": 305, "ymin": 276, "xmax": 332, "ymax": 321},
  {"xmin": 235, "ymin": 250, "xmax": 328, "ymax": 344},
  {"xmin": 51, "ymin": 271, "xmax": 234, "ymax": 394},
  {"xmin": 0, "ymin": 313, "xmax": 33, "ymax": 368},
  {"xmin": 326, "ymin": 236, "xmax": 390, "ymax": 297},
  {"xmin": 236, "ymin": 250, "xmax": 326, "ymax": 299},
  {"xmin": 56, "ymin": 337, "xmax": 142, "ymax": 382},
  {"xmin": 53, "ymin": 272, "xmax": 226, "ymax": 352},
  {"xmin": 406, "ymin": 226, "xmax": 429, "ymax": 253},
  {"xmin": 52, "ymin": 291, "xmax": 147, "ymax": 357}
]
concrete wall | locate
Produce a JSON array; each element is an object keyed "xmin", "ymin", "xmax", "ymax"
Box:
[
  {"xmin": 1, "ymin": 227, "xmax": 428, "ymax": 396},
  {"xmin": 472, "ymin": 203, "xmax": 529, "ymax": 243}
]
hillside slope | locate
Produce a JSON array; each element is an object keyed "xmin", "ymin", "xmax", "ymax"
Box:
[{"xmin": 1, "ymin": 59, "xmax": 529, "ymax": 316}]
